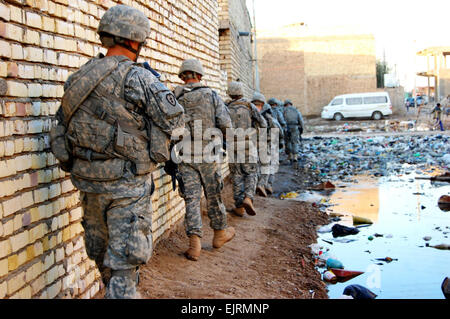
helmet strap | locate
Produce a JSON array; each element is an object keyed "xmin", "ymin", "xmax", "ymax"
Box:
[{"xmin": 117, "ymin": 41, "xmax": 144, "ymax": 62}]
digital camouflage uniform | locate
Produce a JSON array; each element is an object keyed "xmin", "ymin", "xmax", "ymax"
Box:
[
  {"xmin": 283, "ymin": 100, "xmax": 304, "ymax": 162},
  {"xmin": 227, "ymin": 83, "xmax": 267, "ymax": 208},
  {"xmin": 50, "ymin": 5, "xmax": 184, "ymax": 299},
  {"xmin": 174, "ymin": 79, "xmax": 232, "ymax": 238},
  {"xmin": 253, "ymin": 94, "xmax": 281, "ymax": 192}
]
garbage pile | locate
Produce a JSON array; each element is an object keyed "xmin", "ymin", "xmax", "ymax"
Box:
[{"xmin": 300, "ymin": 134, "xmax": 450, "ymax": 181}]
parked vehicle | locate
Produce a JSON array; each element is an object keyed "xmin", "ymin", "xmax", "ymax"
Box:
[{"xmin": 321, "ymin": 92, "xmax": 393, "ymax": 121}]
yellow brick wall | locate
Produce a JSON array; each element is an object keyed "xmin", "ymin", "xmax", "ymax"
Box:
[
  {"xmin": 0, "ymin": 0, "xmax": 225, "ymax": 299},
  {"xmin": 218, "ymin": 0, "xmax": 254, "ymax": 98}
]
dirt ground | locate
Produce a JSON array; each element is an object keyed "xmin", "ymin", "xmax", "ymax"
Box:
[{"xmin": 94, "ymin": 159, "xmax": 330, "ymax": 299}]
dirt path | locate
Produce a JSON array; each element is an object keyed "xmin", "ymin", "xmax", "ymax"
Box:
[{"xmin": 133, "ymin": 162, "xmax": 330, "ymax": 299}]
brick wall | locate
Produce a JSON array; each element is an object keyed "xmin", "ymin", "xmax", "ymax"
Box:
[
  {"xmin": 218, "ymin": 0, "xmax": 254, "ymax": 98},
  {"xmin": 0, "ymin": 0, "xmax": 224, "ymax": 299},
  {"xmin": 257, "ymin": 24, "xmax": 377, "ymax": 116}
]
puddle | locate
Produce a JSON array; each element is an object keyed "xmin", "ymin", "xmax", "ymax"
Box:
[{"xmin": 314, "ymin": 171, "xmax": 450, "ymax": 299}]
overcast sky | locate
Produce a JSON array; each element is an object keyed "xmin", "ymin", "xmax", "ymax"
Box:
[{"xmin": 247, "ymin": 0, "xmax": 450, "ymax": 91}]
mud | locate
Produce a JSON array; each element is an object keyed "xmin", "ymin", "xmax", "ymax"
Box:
[{"xmin": 94, "ymin": 165, "xmax": 330, "ymax": 299}]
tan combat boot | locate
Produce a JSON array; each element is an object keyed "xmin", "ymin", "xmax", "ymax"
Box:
[
  {"xmin": 242, "ymin": 197, "xmax": 256, "ymax": 216},
  {"xmin": 256, "ymin": 186, "xmax": 268, "ymax": 197},
  {"xmin": 184, "ymin": 235, "xmax": 201, "ymax": 261},
  {"xmin": 232, "ymin": 207, "xmax": 245, "ymax": 217},
  {"xmin": 213, "ymin": 227, "xmax": 236, "ymax": 248}
]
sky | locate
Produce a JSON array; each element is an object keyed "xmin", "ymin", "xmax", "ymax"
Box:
[{"xmin": 247, "ymin": 0, "xmax": 450, "ymax": 91}]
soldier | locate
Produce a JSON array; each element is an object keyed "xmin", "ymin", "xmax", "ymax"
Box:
[
  {"xmin": 252, "ymin": 93, "xmax": 281, "ymax": 197},
  {"xmin": 49, "ymin": 5, "xmax": 184, "ymax": 299},
  {"xmin": 174, "ymin": 59, "xmax": 235, "ymax": 261},
  {"xmin": 226, "ymin": 82, "xmax": 267, "ymax": 217},
  {"xmin": 283, "ymin": 99, "xmax": 304, "ymax": 166}
]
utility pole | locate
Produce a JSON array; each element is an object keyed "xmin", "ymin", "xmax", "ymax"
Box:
[{"xmin": 252, "ymin": 0, "xmax": 260, "ymax": 91}]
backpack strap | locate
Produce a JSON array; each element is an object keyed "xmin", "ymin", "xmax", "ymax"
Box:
[{"xmin": 61, "ymin": 56, "xmax": 126, "ymax": 126}]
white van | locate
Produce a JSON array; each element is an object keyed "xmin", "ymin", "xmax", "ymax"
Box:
[{"xmin": 321, "ymin": 92, "xmax": 392, "ymax": 121}]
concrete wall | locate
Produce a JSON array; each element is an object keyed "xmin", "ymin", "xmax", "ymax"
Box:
[
  {"xmin": 0, "ymin": 0, "xmax": 227, "ymax": 299},
  {"xmin": 257, "ymin": 25, "xmax": 377, "ymax": 116},
  {"xmin": 218, "ymin": 0, "xmax": 254, "ymax": 98}
]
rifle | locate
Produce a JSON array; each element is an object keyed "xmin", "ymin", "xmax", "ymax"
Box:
[{"xmin": 163, "ymin": 159, "xmax": 186, "ymax": 194}]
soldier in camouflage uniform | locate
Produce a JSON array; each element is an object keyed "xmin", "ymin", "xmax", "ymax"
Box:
[
  {"xmin": 226, "ymin": 82, "xmax": 267, "ymax": 217},
  {"xmin": 174, "ymin": 59, "xmax": 235, "ymax": 261},
  {"xmin": 268, "ymin": 98, "xmax": 286, "ymax": 153},
  {"xmin": 252, "ymin": 93, "xmax": 281, "ymax": 197},
  {"xmin": 283, "ymin": 99, "xmax": 304, "ymax": 166},
  {"xmin": 49, "ymin": 5, "xmax": 184, "ymax": 299}
]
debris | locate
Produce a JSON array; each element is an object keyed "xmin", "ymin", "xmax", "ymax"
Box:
[
  {"xmin": 323, "ymin": 270, "xmax": 337, "ymax": 283},
  {"xmin": 430, "ymin": 244, "xmax": 450, "ymax": 250},
  {"xmin": 352, "ymin": 215, "xmax": 373, "ymax": 225},
  {"xmin": 311, "ymin": 181, "xmax": 336, "ymax": 190},
  {"xmin": 326, "ymin": 258, "xmax": 344, "ymax": 269},
  {"xmin": 330, "ymin": 268, "xmax": 364, "ymax": 282},
  {"xmin": 385, "ymin": 234, "xmax": 393, "ymax": 238},
  {"xmin": 438, "ymin": 195, "xmax": 450, "ymax": 211},
  {"xmin": 375, "ymin": 257, "xmax": 398, "ymax": 263},
  {"xmin": 421, "ymin": 205, "xmax": 426, "ymax": 210},
  {"xmin": 331, "ymin": 224, "xmax": 360, "ymax": 238},
  {"xmin": 322, "ymin": 239, "xmax": 333, "ymax": 245},
  {"xmin": 442, "ymin": 277, "xmax": 450, "ymax": 299},
  {"xmin": 280, "ymin": 192, "xmax": 298, "ymax": 199},
  {"xmin": 423, "ymin": 236, "xmax": 432, "ymax": 241},
  {"xmin": 343, "ymin": 284, "xmax": 377, "ymax": 299},
  {"xmin": 333, "ymin": 237, "xmax": 358, "ymax": 243},
  {"xmin": 368, "ymin": 236, "xmax": 374, "ymax": 241},
  {"xmin": 374, "ymin": 233, "xmax": 384, "ymax": 237},
  {"xmin": 412, "ymin": 192, "xmax": 425, "ymax": 195}
]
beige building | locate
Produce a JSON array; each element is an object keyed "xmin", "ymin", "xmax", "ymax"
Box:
[
  {"xmin": 218, "ymin": 0, "xmax": 255, "ymax": 98},
  {"xmin": 417, "ymin": 46, "xmax": 450, "ymax": 102},
  {"xmin": 0, "ymin": 0, "xmax": 230, "ymax": 299},
  {"xmin": 257, "ymin": 24, "xmax": 377, "ymax": 116}
]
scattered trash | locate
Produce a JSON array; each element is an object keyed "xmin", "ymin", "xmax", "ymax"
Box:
[
  {"xmin": 333, "ymin": 238, "xmax": 357, "ymax": 243},
  {"xmin": 438, "ymin": 195, "xmax": 450, "ymax": 212},
  {"xmin": 368, "ymin": 236, "xmax": 374, "ymax": 241},
  {"xmin": 318, "ymin": 224, "xmax": 334, "ymax": 233},
  {"xmin": 421, "ymin": 205, "xmax": 426, "ymax": 210},
  {"xmin": 343, "ymin": 284, "xmax": 377, "ymax": 299},
  {"xmin": 352, "ymin": 215, "xmax": 373, "ymax": 225},
  {"xmin": 280, "ymin": 192, "xmax": 298, "ymax": 199},
  {"xmin": 412, "ymin": 192, "xmax": 425, "ymax": 195},
  {"xmin": 326, "ymin": 258, "xmax": 344, "ymax": 269},
  {"xmin": 442, "ymin": 277, "xmax": 450, "ymax": 299},
  {"xmin": 311, "ymin": 181, "xmax": 336, "ymax": 190},
  {"xmin": 323, "ymin": 270, "xmax": 337, "ymax": 284},
  {"xmin": 331, "ymin": 224, "xmax": 360, "ymax": 238},
  {"xmin": 423, "ymin": 236, "xmax": 432, "ymax": 241},
  {"xmin": 330, "ymin": 268, "xmax": 364, "ymax": 282},
  {"xmin": 385, "ymin": 234, "xmax": 393, "ymax": 238},
  {"xmin": 374, "ymin": 233, "xmax": 384, "ymax": 237},
  {"xmin": 322, "ymin": 239, "xmax": 334, "ymax": 245},
  {"xmin": 375, "ymin": 257, "xmax": 398, "ymax": 263},
  {"xmin": 364, "ymin": 250, "xmax": 371, "ymax": 254},
  {"xmin": 430, "ymin": 243, "xmax": 450, "ymax": 250}
]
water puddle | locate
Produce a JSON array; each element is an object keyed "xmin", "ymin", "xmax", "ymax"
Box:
[{"xmin": 313, "ymin": 171, "xmax": 450, "ymax": 299}]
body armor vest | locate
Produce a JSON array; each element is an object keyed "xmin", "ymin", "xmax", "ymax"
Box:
[{"xmin": 62, "ymin": 56, "xmax": 153, "ymax": 181}]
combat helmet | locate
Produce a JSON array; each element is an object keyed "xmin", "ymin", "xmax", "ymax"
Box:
[
  {"xmin": 97, "ymin": 5, "xmax": 150, "ymax": 49},
  {"xmin": 252, "ymin": 92, "xmax": 266, "ymax": 104},
  {"xmin": 267, "ymin": 98, "xmax": 278, "ymax": 106},
  {"xmin": 178, "ymin": 59, "xmax": 204, "ymax": 78},
  {"xmin": 284, "ymin": 99, "xmax": 293, "ymax": 106},
  {"xmin": 227, "ymin": 81, "xmax": 244, "ymax": 97}
]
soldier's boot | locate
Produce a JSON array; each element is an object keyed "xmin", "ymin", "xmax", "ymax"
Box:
[
  {"xmin": 106, "ymin": 268, "xmax": 140, "ymax": 299},
  {"xmin": 213, "ymin": 227, "xmax": 236, "ymax": 248},
  {"xmin": 266, "ymin": 186, "xmax": 273, "ymax": 195},
  {"xmin": 184, "ymin": 235, "xmax": 201, "ymax": 261},
  {"xmin": 232, "ymin": 207, "xmax": 245, "ymax": 217},
  {"xmin": 256, "ymin": 186, "xmax": 268, "ymax": 197},
  {"xmin": 242, "ymin": 197, "xmax": 256, "ymax": 216}
]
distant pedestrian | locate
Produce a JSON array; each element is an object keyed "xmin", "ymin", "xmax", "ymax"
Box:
[{"xmin": 431, "ymin": 103, "xmax": 444, "ymax": 131}]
